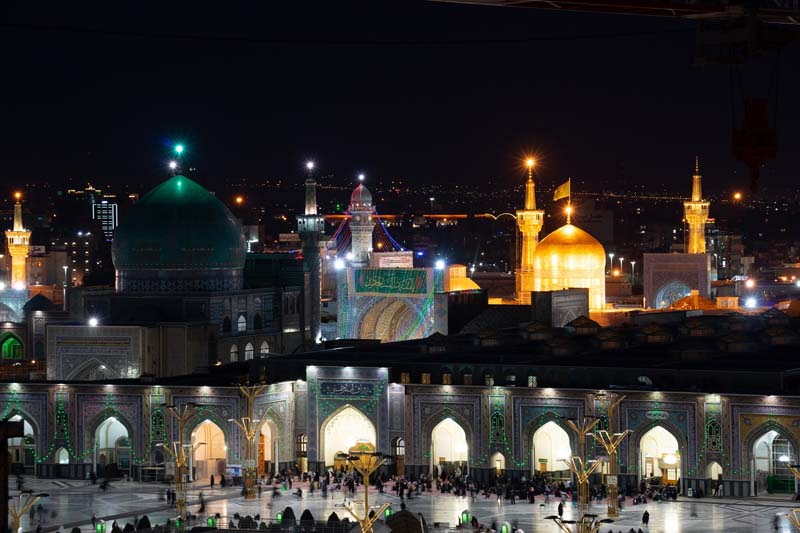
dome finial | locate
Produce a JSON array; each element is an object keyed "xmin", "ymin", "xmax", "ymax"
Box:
[{"xmin": 695, "ymin": 155, "xmax": 700, "ymax": 175}]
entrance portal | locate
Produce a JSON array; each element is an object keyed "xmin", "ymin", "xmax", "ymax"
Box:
[
  {"xmin": 430, "ymin": 418, "xmax": 468, "ymax": 477},
  {"xmin": 192, "ymin": 420, "xmax": 226, "ymax": 481},
  {"xmin": 94, "ymin": 417, "xmax": 130, "ymax": 477},
  {"xmin": 639, "ymin": 426, "xmax": 681, "ymax": 485},
  {"xmin": 532, "ymin": 421, "xmax": 571, "ymax": 475},
  {"xmin": 260, "ymin": 421, "xmax": 279, "ymax": 476},
  {"xmin": 752, "ymin": 430, "xmax": 795, "ymax": 494},
  {"xmin": 322, "ymin": 405, "xmax": 376, "ymax": 467}
]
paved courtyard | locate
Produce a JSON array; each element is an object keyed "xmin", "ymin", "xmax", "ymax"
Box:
[{"xmin": 8, "ymin": 477, "xmax": 800, "ymax": 533}]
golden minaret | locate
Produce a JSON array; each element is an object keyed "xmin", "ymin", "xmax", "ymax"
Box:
[
  {"xmin": 683, "ymin": 157, "xmax": 710, "ymax": 254},
  {"xmin": 6, "ymin": 192, "xmax": 31, "ymax": 289},
  {"xmin": 516, "ymin": 159, "xmax": 545, "ymax": 304}
]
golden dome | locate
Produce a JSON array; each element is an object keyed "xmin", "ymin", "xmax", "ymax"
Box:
[{"xmin": 532, "ymin": 223, "xmax": 606, "ymax": 309}]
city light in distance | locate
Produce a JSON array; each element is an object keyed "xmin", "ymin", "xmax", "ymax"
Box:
[
  {"xmin": 235, "ymin": 196, "xmax": 244, "ymax": 205},
  {"xmin": 435, "ymin": 259, "xmax": 446, "ymax": 270},
  {"xmin": 733, "ymin": 191, "xmax": 742, "ymax": 201},
  {"xmin": 14, "ymin": 191, "xmax": 22, "ymax": 200},
  {"xmin": 334, "ymin": 258, "xmax": 345, "ymax": 270},
  {"xmin": 745, "ymin": 297, "xmax": 757, "ymax": 308},
  {"xmin": 174, "ymin": 144, "xmax": 184, "ymax": 155}
]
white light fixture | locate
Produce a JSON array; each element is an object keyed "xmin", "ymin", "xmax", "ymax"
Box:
[
  {"xmin": 745, "ymin": 297, "xmax": 757, "ymax": 308},
  {"xmin": 88, "ymin": 317, "xmax": 99, "ymax": 327},
  {"xmin": 435, "ymin": 259, "xmax": 446, "ymax": 270},
  {"xmin": 334, "ymin": 259, "xmax": 345, "ymax": 270}
]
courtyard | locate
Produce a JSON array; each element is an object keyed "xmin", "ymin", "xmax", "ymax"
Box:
[{"xmin": 8, "ymin": 476, "xmax": 800, "ymax": 533}]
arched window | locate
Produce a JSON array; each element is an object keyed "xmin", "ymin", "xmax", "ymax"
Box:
[
  {"xmin": 237, "ymin": 314, "xmax": 247, "ymax": 333},
  {"xmin": 56, "ymin": 447, "xmax": 69, "ymax": 465},
  {"xmin": 222, "ymin": 316, "xmax": 232, "ymax": 333},
  {"xmin": 230, "ymin": 345, "xmax": 239, "ymax": 362},
  {"xmin": 1, "ymin": 334, "xmax": 23, "ymax": 359},
  {"xmin": 253, "ymin": 313, "xmax": 263, "ymax": 330},
  {"xmin": 244, "ymin": 343, "xmax": 254, "ymax": 360},
  {"xmin": 296, "ymin": 433, "xmax": 307, "ymax": 457},
  {"xmin": 393, "ymin": 437, "xmax": 405, "ymax": 457},
  {"xmin": 260, "ymin": 341, "xmax": 269, "ymax": 355}
]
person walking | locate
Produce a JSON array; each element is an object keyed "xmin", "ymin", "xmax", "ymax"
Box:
[
  {"xmin": 558, "ymin": 502, "xmax": 563, "ymax": 518},
  {"xmin": 92, "ymin": 513, "xmax": 98, "ymax": 529},
  {"xmin": 210, "ymin": 474, "xmax": 215, "ymax": 489},
  {"xmin": 642, "ymin": 510, "xmax": 649, "ymax": 527}
]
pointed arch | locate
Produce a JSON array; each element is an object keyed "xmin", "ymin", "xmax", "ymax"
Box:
[
  {"xmin": 0, "ymin": 332, "xmax": 24, "ymax": 359},
  {"xmin": 320, "ymin": 404, "xmax": 376, "ymax": 467},
  {"xmin": 521, "ymin": 412, "xmax": 578, "ymax": 473},
  {"xmin": 260, "ymin": 341, "xmax": 269, "ymax": 355},
  {"xmin": 420, "ymin": 407, "xmax": 475, "ymax": 467},
  {"xmin": 629, "ymin": 421, "xmax": 688, "ymax": 482}
]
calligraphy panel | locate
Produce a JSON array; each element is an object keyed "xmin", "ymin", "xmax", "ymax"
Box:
[{"xmin": 354, "ymin": 268, "xmax": 428, "ymax": 295}]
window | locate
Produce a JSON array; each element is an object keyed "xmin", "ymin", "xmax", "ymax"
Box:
[
  {"xmin": 484, "ymin": 372, "xmax": 494, "ymax": 387},
  {"xmin": 463, "ymin": 373, "xmax": 473, "ymax": 385},
  {"xmin": 237, "ymin": 314, "xmax": 247, "ymax": 333},
  {"xmin": 421, "ymin": 372, "xmax": 431, "ymax": 385},
  {"xmin": 296, "ymin": 433, "xmax": 308, "ymax": 457},
  {"xmin": 400, "ymin": 372, "xmax": 410, "ymax": 384},
  {"xmin": 230, "ymin": 345, "xmax": 239, "ymax": 362},
  {"xmin": 393, "ymin": 437, "xmax": 405, "ymax": 457},
  {"xmin": 442, "ymin": 372, "xmax": 452, "ymax": 385},
  {"xmin": 527, "ymin": 375, "xmax": 537, "ymax": 388},
  {"xmin": 244, "ymin": 343, "xmax": 254, "ymax": 360},
  {"xmin": 1, "ymin": 335, "xmax": 23, "ymax": 359},
  {"xmin": 260, "ymin": 341, "xmax": 269, "ymax": 355}
]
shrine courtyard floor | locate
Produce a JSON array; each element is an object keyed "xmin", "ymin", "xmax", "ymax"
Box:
[{"xmin": 9, "ymin": 477, "xmax": 800, "ymax": 533}]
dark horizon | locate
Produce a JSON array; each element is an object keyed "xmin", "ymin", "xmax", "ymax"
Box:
[{"xmin": 2, "ymin": 0, "xmax": 799, "ymax": 195}]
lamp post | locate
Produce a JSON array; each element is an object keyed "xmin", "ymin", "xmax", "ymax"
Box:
[
  {"xmin": 608, "ymin": 253, "xmax": 614, "ymax": 275},
  {"xmin": 544, "ymin": 513, "xmax": 613, "ymax": 533},
  {"xmin": 784, "ymin": 465, "xmax": 800, "ymax": 530},
  {"xmin": 561, "ymin": 456, "xmax": 605, "ymax": 520},
  {"xmin": 337, "ymin": 446, "xmax": 390, "ymax": 533},
  {"xmin": 564, "ymin": 416, "xmax": 601, "ymax": 513},
  {"xmin": 591, "ymin": 393, "xmax": 629, "ymax": 517},
  {"xmin": 630, "ymin": 261, "xmax": 636, "ymax": 285},
  {"xmin": 618, "ymin": 257, "xmax": 624, "ymax": 272},
  {"xmin": 229, "ymin": 384, "xmax": 266, "ymax": 499},
  {"xmin": 8, "ymin": 490, "xmax": 49, "ymax": 533},
  {"xmin": 159, "ymin": 403, "xmax": 201, "ymax": 520}
]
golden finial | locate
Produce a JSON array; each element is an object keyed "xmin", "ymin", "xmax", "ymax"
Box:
[{"xmin": 695, "ymin": 156, "xmax": 700, "ymax": 174}]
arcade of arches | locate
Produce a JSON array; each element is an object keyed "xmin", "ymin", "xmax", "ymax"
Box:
[
  {"xmin": 322, "ymin": 405, "xmax": 376, "ymax": 467},
  {"xmin": 192, "ymin": 420, "xmax": 227, "ymax": 480},
  {"xmin": 532, "ymin": 421, "xmax": 571, "ymax": 474}
]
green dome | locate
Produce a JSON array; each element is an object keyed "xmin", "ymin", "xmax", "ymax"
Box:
[{"xmin": 112, "ymin": 175, "xmax": 246, "ymax": 292}]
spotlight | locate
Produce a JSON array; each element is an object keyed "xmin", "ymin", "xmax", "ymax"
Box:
[
  {"xmin": 334, "ymin": 259, "xmax": 345, "ymax": 270},
  {"xmin": 745, "ymin": 297, "xmax": 757, "ymax": 309},
  {"xmin": 88, "ymin": 317, "xmax": 99, "ymax": 327},
  {"xmin": 435, "ymin": 259, "xmax": 446, "ymax": 270}
]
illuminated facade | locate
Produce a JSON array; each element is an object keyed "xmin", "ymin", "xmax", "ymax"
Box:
[
  {"xmin": 515, "ymin": 162, "xmax": 544, "ymax": 304},
  {"xmin": 5, "ymin": 193, "xmax": 31, "ymax": 290},
  {"xmin": 684, "ymin": 158, "xmax": 710, "ymax": 254},
  {"xmin": 532, "ymin": 223, "xmax": 606, "ymax": 310}
]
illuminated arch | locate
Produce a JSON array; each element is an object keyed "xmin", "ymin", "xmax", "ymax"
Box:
[{"xmin": 320, "ymin": 404, "xmax": 376, "ymax": 467}]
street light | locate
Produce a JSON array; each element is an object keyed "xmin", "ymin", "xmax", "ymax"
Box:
[
  {"xmin": 560, "ymin": 456, "xmax": 605, "ymax": 520},
  {"xmin": 608, "ymin": 253, "xmax": 614, "ymax": 275},
  {"xmin": 306, "ymin": 161, "xmax": 315, "ymax": 171},
  {"xmin": 618, "ymin": 257, "xmax": 624, "ymax": 272},
  {"xmin": 336, "ymin": 446, "xmax": 389, "ymax": 533},
  {"xmin": 429, "ymin": 197, "xmax": 435, "ymax": 211},
  {"xmin": 8, "ymin": 490, "xmax": 49, "ymax": 533},
  {"xmin": 229, "ymin": 384, "xmax": 266, "ymax": 499},
  {"xmin": 630, "ymin": 260, "xmax": 636, "ymax": 285},
  {"xmin": 159, "ymin": 403, "xmax": 200, "ymax": 518},
  {"xmin": 169, "ymin": 161, "xmax": 178, "ymax": 171},
  {"xmin": 545, "ymin": 513, "xmax": 613, "ymax": 533},
  {"xmin": 563, "ymin": 416, "xmax": 601, "ymax": 513}
]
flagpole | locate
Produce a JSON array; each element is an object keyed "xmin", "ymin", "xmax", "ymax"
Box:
[{"xmin": 566, "ymin": 177, "xmax": 572, "ymax": 224}]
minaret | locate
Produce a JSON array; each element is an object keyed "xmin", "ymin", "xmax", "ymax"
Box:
[
  {"xmin": 5, "ymin": 192, "xmax": 31, "ymax": 290},
  {"xmin": 349, "ymin": 176, "xmax": 375, "ymax": 267},
  {"xmin": 516, "ymin": 159, "xmax": 545, "ymax": 304},
  {"xmin": 297, "ymin": 162, "xmax": 325, "ymax": 343},
  {"xmin": 683, "ymin": 157, "xmax": 710, "ymax": 254}
]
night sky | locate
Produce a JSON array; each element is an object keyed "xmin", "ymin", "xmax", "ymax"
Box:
[{"xmin": 2, "ymin": 0, "xmax": 799, "ymax": 193}]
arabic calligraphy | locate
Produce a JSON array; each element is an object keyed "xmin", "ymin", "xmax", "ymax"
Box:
[
  {"xmin": 320, "ymin": 382, "xmax": 375, "ymax": 398},
  {"xmin": 354, "ymin": 268, "xmax": 427, "ymax": 294}
]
